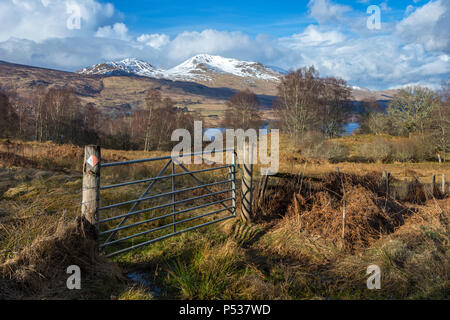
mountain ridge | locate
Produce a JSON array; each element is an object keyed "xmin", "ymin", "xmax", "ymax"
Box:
[
  {"xmin": 0, "ymin": 58, "xmax": 398, "ymax": 127},
  {"xmin": 77, "ymin": 54, "xmax": 284, "ymax": 83}
]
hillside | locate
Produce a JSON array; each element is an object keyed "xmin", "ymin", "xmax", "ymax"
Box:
[
  {"xmin": 77, "ymin": 54, "xmax": 399, "ymax": 102},
  {"xmin": 77, "ymin": 54, "xmax": 282, "ymax": 96},
  {"xmin": 0, "ymin": 58, "xmax": 398, "ymax": 126},
  {"xmin": 0, "ymin": 60, "xmax": 276, "ymax": 121},
  {"xmin": 0, "ymin": 138, "xmax": 448, "ymax": 300}
]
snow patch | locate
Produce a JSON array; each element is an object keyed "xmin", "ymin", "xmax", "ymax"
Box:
[{"xmin": 78, "ymin": 54, "xmax": 282, "ymax": 82}]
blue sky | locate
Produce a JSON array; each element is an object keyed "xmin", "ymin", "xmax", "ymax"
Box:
[
  {"xmin": 0, "ymin": 0, "xmax": 448, "ymax": 90},
  {"xmin": 113, "ymin": 0, "xmax": 410, "ymax": 37}
]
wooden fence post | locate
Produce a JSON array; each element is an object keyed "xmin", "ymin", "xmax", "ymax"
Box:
[
  {"xmin": 82, "ymin": 145, "xmax": 101, "ymax": 229},
  {"xmin": 442, "ymin": 174, "xmax": 446, "ymax": 195},
  {"xmin": 387, "ymin": 172, "xmax": 391, "ymax": 197},
  {"xmin": 432, "ymin": 174, "xmax": 436, "ymax": 195},
  {"xmin": 241, "ymin": 142, "xmax": 253, "ymax": 222},
  {"xmin": 257, "ymin": 174, "xmax": 269, "ymax": 207},
  {"xmin": 404, "ymin": 178, "xmax": 408, "ymax": 198},
  {"xmin": 341, "ymin": 181, "xmax": 346, "ymax": 240},
  {"xmin": 382, "ymin": 171, "xmax": 390, "ymax": 197}
]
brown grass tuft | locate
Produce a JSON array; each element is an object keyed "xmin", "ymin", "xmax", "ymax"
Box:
[
  {"xmin": 0, "ymin": 217, "xmax": 123, "ymax": 299},
  {"xmin": 0, "ymin": 152, "xmax": 38, "ymax": 168},
  {"xmin": 262, "ymin": 171, "xmax": 414, "ymax": 252},
  {"xmin": 405, "ymin": 178, "xmax": 429, "ymax": 204}
]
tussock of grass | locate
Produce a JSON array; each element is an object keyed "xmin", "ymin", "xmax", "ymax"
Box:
[
  {"xmin": 117, "ymin": 285, "xmax": 154, "ymax": 300},
  {"xmin": 0, "ymin": 216, "xmax": 123, "ymax": 299},
  {"xmin": 167, "ymin": 240, "xmax": 244, "ymax": 299},
  {"xmin": 0, "ymin": 170, "xmax": 86, "ymax": 260},
  {"xmin": 221, "ymin": 219, "xmax": 264, "ymax": 246},
  {"xmin": 256, "ymin": 172, "xmax": 411, "ymax": 251},
  {"xmin": 258, "ymin": 192, "xmax": 449, "ymax": 299}
]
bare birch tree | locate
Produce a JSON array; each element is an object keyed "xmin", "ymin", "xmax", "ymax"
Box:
[
  {"xmin": 222, "ymin": 89, "xmax": 261, "ymax": 130},
  {"xmin": 276, "ymin": 66, "xmax": 323, "ymax": 143},
  {"xmin": 143, "ymin": 89, "xmax": 162, "ymax": 151}
]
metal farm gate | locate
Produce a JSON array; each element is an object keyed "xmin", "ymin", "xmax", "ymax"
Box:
[{"xmin": 81, "ymin": 146, "xmax": 237, "ymax": 257}]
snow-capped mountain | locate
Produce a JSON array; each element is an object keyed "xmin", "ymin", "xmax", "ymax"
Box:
[
  {"xmin": 77, "ymin": 58, "xmax": 165, "ymax": 78},
  {"xmin": 164, "ymin": 54, "xmax": 282, "ymax": 81},
  {"xmin": 77, "ymin": 54, "xmax": 283, "ymax": 83}
]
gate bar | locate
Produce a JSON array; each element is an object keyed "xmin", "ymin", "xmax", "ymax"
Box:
[
  {"xmin": 99, "ymin": 197, "xmax": 233, "ymax": 235},
  {"xmin": 104, "ymin": 159, "xmax": 172, "ymax": 244},
  {"xmin": 173, "ymin": 157, "xmax": 234, "ymax": 215},
  {"xmin": 101, "ymin": 164, "xmax": 232, "ymax": 190},
  {"xmin": 101, "ymin": 149, "xmax": 234, "ymax": 168},
  {"xmin": 99, "ymin": 179, "xmax": 233, "ymax": 211},
  {"xmin": 102, "ymin": 206, "xmax": 234, "ymax": 250},
  {"xmin": 91, "ymin": 148, "xmax": 237, "ymax": 257},
  {"xmin": 98, "ymin": 188, "xmax": 233, "ymax": 224},
  {"xmin": 105, "ymin": 215, "xmax": 234, "ymax": 258},
  {"xmin": 171, "ymin": 161, "xmax": 176, "ymax": 233}
]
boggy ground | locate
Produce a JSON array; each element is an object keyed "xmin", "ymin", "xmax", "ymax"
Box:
[{"xmin": 0, "ymin": 140, "xmax": 448, "ymax": 299}]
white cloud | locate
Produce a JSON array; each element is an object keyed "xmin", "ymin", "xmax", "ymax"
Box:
[
  {"xmin": 307, "ymin": 0, "xmax": 352, "ymax": 24},
  {"xmin": 160, "ymin": 29, "xmax": 281, "ymax": 66},
  {"xmin": 388, "ymin": 81, "xmax": 442, "ymax": 91},
  {"xmin": 96, "ymin": 23, "xmax": 129, "ymax": 40},
  {"xmin": 396, "ymin": 0, "xmax": 449, "ymax": 53},
  {"xmin": 0, "ymin": 0, "xmax": 448, "ymax": 90},
  {"xmin": 0, "ymin": 0, "xmax": 118, "ymax": 42},
  {"xmin": 41, "ymin": 0, "xmax": 51, "ymax": 7},
  {"xmin": 0, "ymin": 36, "xmax": 160, "ymax": 70},
  {"xmin": 405, "ymin": 5, "xmax": 415, "ymax": 16},
  {"xmin": 306, "ymin": 0, "xmax": 379, "ymax": 37},
  {"xmin": 137, "ymin": 33, "xmax": 170, "ymax": 49},
  {"xmin": 281, "ymin": 25, "xmax": 346, "ymax": 48},
  {"xmin": 276, "ymin": 23, "xmax": 449, "ymax": 90},
  {"xmin": 380, "ymin": 2, "xmax": 392, "ymax": 12}
]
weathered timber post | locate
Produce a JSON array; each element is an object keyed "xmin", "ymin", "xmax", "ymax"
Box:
[
  {"xmin": 241, "ymin": 142, "xmax": 254, "ymax": 222},
  {"xmin": 432, "ymin": 174, "xmax": 436, "ymax": 195},
  {"xmin": 387, "ymin": 172, "xmax": 391, "ymax": 197},
  {"xmin": 404, "ymin": 178, "xmax": 408, "ymax": 199},
  {"xmin": 257, "ymin": 174, "xmax": 269, "ymax": 207},
  {"xmin": 442, "ymin": 174, "xmax": 446, "ymax": 195},
  {"xmin": 341, "ymin": 182, "xmax": 346, "ymax": 240},
  {"xmin": 382, "ymin": 171, "xmax": 390, "ymax": 197},
  {"xmin": 82, "ymin": 145, "xmax": 101, "ymax": 230}
]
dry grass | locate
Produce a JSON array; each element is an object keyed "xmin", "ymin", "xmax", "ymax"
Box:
[
  {"xmin": 256, "ymin": 185, "xmax": 448, "ymax": 299},
  {"xmin": 257, "ymin": 172, "xmax": 408, "ymax": 251},
  {"xmin": 167, "ymin": 240, "xmax": 245, "ymax": 299},
  {"xmin": 0, "ymin": 216, "xmax": 123, "ymax": 299},
  {"xmin": 0, "ymin": 139, "xmax": 448, "ymax": 300},
  {"xmin": 273, "ymin": 134, "xmax": 450, "ymax": 184}
]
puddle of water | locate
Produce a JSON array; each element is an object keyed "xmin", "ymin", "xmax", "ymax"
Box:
[{"xmin": 126, "ymin": 272, "xmax": 162, "ymax": 296}]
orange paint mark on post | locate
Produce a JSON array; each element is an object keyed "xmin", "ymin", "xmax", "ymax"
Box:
[{"xmin": 87, "ymin": 155, "xmax": 99, "ymax": 168}]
